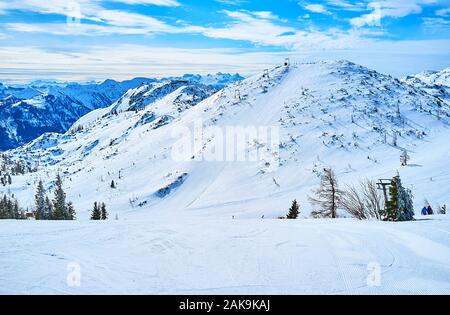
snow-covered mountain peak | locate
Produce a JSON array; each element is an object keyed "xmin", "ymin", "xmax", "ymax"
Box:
[
  {"xmin": 404, "ymin": 67, "xmax": 450, "ymax": 87},
  {"xmin": 0, "ymin": 73, "xmax": 243, "ymax": 150},
  {"xmin": 4, "ymin": 60, "xmax": 449, "ymax": 221},
  {"xmin": 109, "ymin": 80, "xmax": 217, "ymax": 114}
]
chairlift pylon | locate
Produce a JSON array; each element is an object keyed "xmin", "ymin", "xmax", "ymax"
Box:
[{"xmin": 235, "ymin": 89, "xmax": 241, "ymax": 100}]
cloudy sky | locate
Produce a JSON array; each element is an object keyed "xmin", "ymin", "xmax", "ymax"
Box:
[{"xmin": 0, "ymin": 0, "xmax": 449, "ymax": 83}]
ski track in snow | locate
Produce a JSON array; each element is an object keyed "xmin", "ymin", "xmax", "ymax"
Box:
[{"xmin": 1, "ymin": 216, "xmax": 449, "ymax": 295}]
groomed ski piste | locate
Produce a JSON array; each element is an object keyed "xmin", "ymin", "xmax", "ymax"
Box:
[
  {"xmin": 1, "ymin": 216, "xmax": 449, "ymax": 294},
  {"xmin": 1, "ymin": 60, "xmax": 449, "ymax": 294}
]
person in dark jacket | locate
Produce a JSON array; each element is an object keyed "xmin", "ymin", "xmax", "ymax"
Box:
[
  {"xmin": 427, "ymin": 205, "xmax": 434, "ymax": 215},
  {"xmin": 421, "ymin": 207, "xmax": 428, "ymax": 215}
]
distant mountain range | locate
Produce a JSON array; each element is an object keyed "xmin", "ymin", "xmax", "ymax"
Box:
[{"xmin": 0, "ymin": 73, "xmax": 244, "ymax": 150}]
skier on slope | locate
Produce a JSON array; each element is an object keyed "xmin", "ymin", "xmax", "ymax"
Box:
[
  {"xmin": 427, "ymin": 205, "xmax": 434, "ymax": 215},
  {"xmin": 421, "ymin": 206, "xmax": 428, "ymax": 216}
]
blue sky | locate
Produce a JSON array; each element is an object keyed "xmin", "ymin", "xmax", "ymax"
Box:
[{"xmin": 0, "ymin": 0, "xmax": 449, "ymax": 82}]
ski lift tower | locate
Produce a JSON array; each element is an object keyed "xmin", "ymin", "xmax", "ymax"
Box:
[
  {"xmin": 234, "ymin": 89, "xmax": 241, "ymax": 101},
  {"xmin": 377, "ymin": 179, "xmax": 392, "ymax": 205},
  {"xmin": 284, "ymin": 58, "xmax": 290, "ymax": 67}
]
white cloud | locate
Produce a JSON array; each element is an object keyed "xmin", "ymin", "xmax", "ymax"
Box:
[
  {"xmin": 194, "ymin": 11, "xmax": 297, "ymax": 47},
  {"xmin": 0, "ymin": 45, "xmax": 287, "ymax": 82},
  {"xmin": 350, "ymin": 0, "xmax": 440, "ymax": 28},
  {"xmin": 108, "ymin": 0, "xmax": 181, "ymax": 6},
  {"xmin": 7, "ymin": 23, "xmax": 161, "ymax": 36},
  {"xmin": 423, "ymin": 17, "xmax": 450, "ymax": 32},
  {"xmin": 324, "ymin": 0, "xmax": 366, "ymax": 12},
  {"xmin": 194, "ymin": 10, "xmax": 375, "ymax": 51},
  {"xmin": 0, "ymin": 0, "xmax": 179, "ymax": 34},
  {"xmin": 214, "ymin": 0, "xmax": 248, "ymax": 5},
  {"xmin": 4, "ymin": 8, "xmax": 388, "ymax": 52},
  {"xmin": 304, "ymin": 4, "xmax": 331, "ymax": 14},
  {"xmin": 1, "ymin": 39, "xmax": 449, "ymax": 83},
  {"xmin": 436, "ymin": 7, "xmax": 450, "ymax": 16},
  {"xmin": 95, "ymin": 9, "xmax": 173, "ymax": 30},
  {"xmin": 253, "ymin": 11, "xmax": 284, "ymax": 20}
]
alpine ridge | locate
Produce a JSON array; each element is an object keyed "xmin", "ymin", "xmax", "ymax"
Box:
[{"xmin": 2, "ymin": 60, "xmax": 449, "ymax": 220}]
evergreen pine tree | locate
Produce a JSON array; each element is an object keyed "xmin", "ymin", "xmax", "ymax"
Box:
[
  {"xmin": 67, "ymin": 202, "xmax": 76, "ymax": 220},
  {"xmin": 91, "ymin": 202, "xmax": 101, "ymax": 220},
  {"xmin": 0, "ymin": 194, "xmax": 24, "ymax": 219},
  {"xmin": 384, "ymin": 176, "xmax": 399, "ymax": 221},
  {"xmin": 287, "ymin": 199, "xmax": 300, "ymax": 219},
  {"xmin": 13, "ymin": 199, "xmax": 20, "ymax": 219},
  {"xmin": 397, "ymin": 177, "xmax": 414, "ymax": 221},
  {"xmin": 45, "ymin": 196, "xmax": 54, "ymax": 220},
  {"xmin": 309, "ymin": 168, "xmax": 342, "ymax": 218},
  {"xmin": 52, "ymin": 173, "xmax": 67, "ymax": 220},
  {"xmin": 34, "ymin": 180, "xmax": 46, "ymax": 220},
  {"xmin": 100, "ymin": 202, "xmax": 108, "ymax": 220},
  {"xmin": 384, "ymin": 175, "xmax": 414, "ymax": 221}
]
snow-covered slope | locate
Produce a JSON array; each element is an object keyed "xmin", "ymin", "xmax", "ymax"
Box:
[
  {"xmin": 3, "ymin": 60, "xmax": 449, "ymax": 220},
  {"xmin": 403, "ymin": 67, "xmax": 450, "ymax": 107},
  {"xmin": 406, "ymin": 68, "xmax": 450, "ymax": 87},
  {"xmin": 0, "ymin": 73, "xmax": 243, "ymax": 150},
  {"xmin": 1, "ymin": 215, "xmax": 449, "ymax": 294}
]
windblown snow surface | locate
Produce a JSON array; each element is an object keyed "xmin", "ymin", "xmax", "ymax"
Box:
[{"xmin": 1, "ymin": 60, "xmax": 449, "ymax": 294}]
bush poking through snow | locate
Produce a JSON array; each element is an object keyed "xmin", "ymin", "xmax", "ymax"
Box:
[{"xmin": 341, "ymin": 179, "xmax": 383, "ymax": 220}]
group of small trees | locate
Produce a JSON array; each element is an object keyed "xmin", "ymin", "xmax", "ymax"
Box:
[
  {"xmin": 0, "ymin": 173, "xmax": 12, "ymax": 187},
  {"xmin": 91, "ymin": 202, "xmax": 108, "ymax": 220},
  {"xmin": 2, "ymin": 172, "xmax": 112, "ymax": 221},
  {"xmin": 34, "ymin": 174, "xmax": 76, "ymax": 220},
  {"xmin": 0, "ymin": 155, "xmax": 37, "ymax": 187},
  {"xmin": 285, "ymin": 168, "xmax": 417, "ymax": 222},
  {"xmin": 0, "ymin": 194, "xmax": 25, "ymax": 219},
  {"xmin": 1, "ymin": 154, "xmax": 35, "ymax": 174}
]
